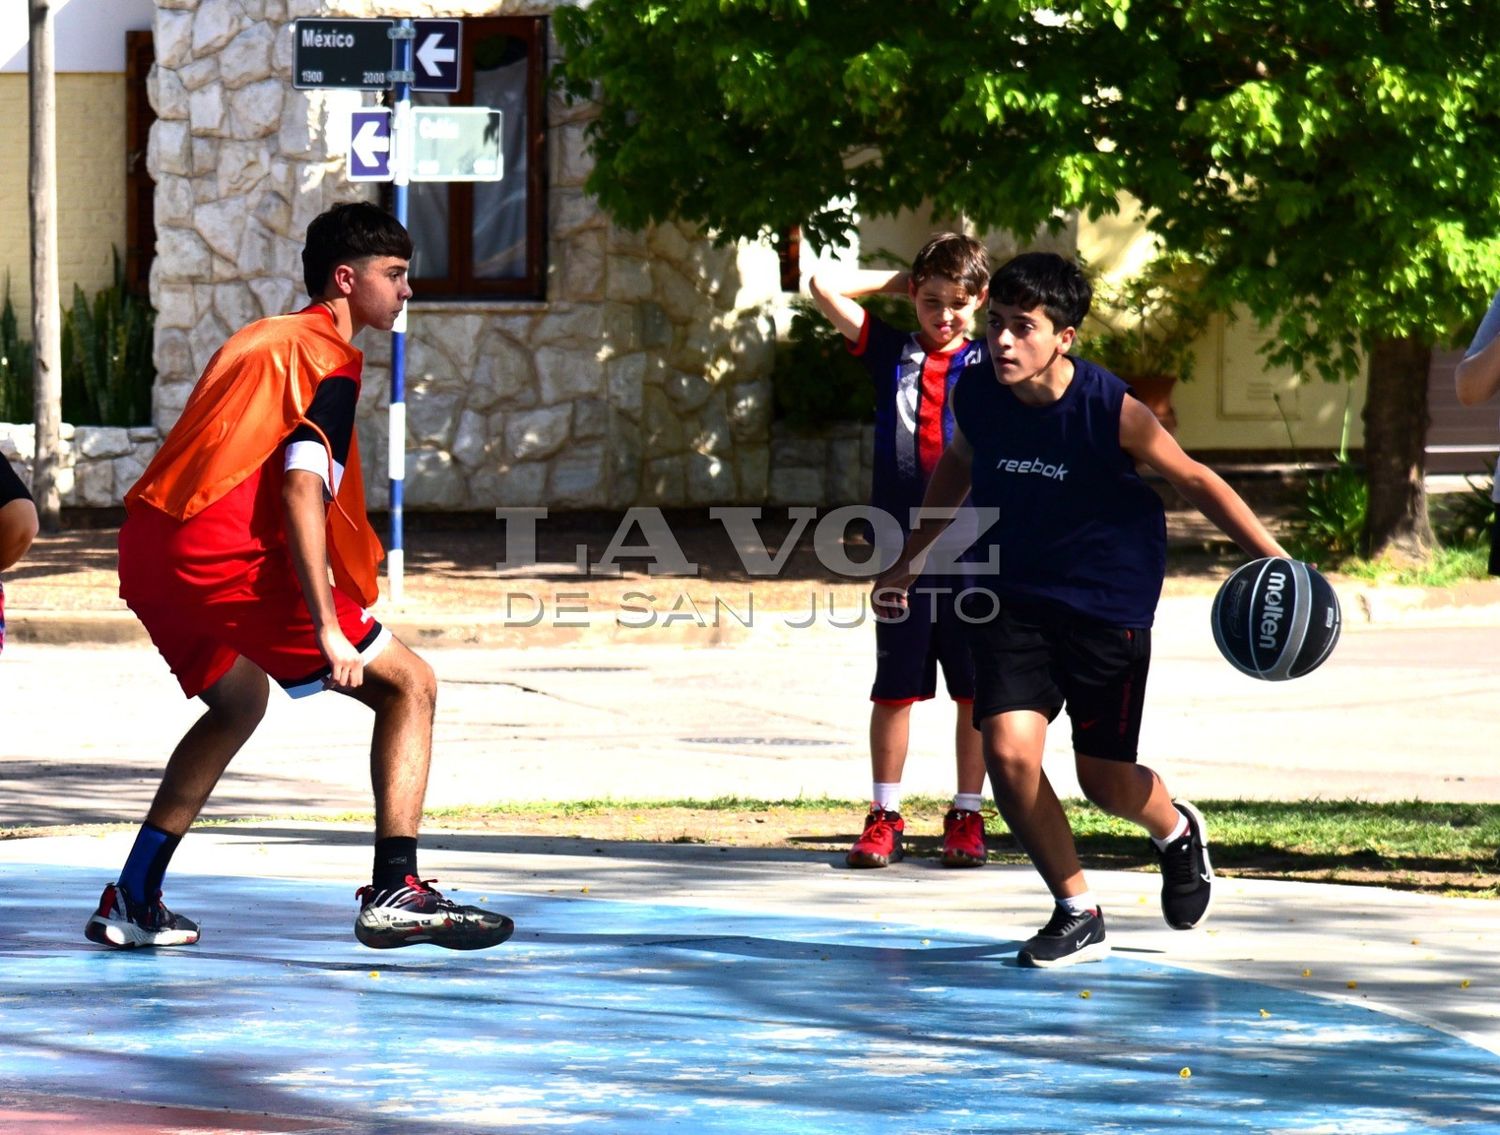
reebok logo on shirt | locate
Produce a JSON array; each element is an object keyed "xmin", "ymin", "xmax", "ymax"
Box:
[{"xmin": 995, "ymin": 455, "xmax": 1069, "ymax": 481}]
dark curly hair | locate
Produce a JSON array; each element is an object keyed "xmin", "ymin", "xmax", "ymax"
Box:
[{"xmin": 989, "ymin": 252, "xmax": 1092, "ymax": 332}]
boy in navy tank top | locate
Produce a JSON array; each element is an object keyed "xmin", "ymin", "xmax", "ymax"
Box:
[
  {"xmin": 874, "ymin": 253, "xmax": 1289, "ymax": 968},
  {"xmin": 809, "ymin": 234, "xmax": 991, "ymax": 870}
]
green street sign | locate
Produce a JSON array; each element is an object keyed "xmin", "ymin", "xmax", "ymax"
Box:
[{"xmin": 411, "ymin": 107, "xmax": 504, "ymax": 182}]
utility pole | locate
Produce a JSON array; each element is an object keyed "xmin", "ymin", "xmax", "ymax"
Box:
[{"xmin": 28, "ymin": 0, "xmax": 62, "ymax": 530}]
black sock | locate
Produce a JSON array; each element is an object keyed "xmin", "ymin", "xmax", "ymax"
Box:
[{"xmin": 373, "ymin": 837, "xmax": 419, "ymax": 892}]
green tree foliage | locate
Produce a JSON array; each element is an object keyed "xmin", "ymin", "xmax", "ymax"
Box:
[{"xmin": 555, "ymin": 0, "xmax": 1500, "ymax": 560}]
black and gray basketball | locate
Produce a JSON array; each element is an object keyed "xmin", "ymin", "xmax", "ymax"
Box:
[{"xmin": 1211, "ymin": 557, "xmax": 1341, "ymax": 681}]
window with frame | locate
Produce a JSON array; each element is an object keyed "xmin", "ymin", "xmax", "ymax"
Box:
[{"xmin": 390, "ymin": 16, "xmax": 548, "ymax": 302}]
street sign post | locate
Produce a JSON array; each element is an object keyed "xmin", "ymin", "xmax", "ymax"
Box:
[
  {"xmin": 292, "ymin": 18, "xmax": 395, "ymax": 90},
  {"xmin": 347, "ymin": 108, "xmax": 393, "ymax": 181},
  {"xmin": 411, "ymin": 19, "xmax": 462, "ymax": 92},
  {"xmin": 411, "ymin": 107, "xmax": 503, "ymax": 182}
]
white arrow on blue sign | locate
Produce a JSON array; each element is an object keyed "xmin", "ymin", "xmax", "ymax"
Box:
[
  {"xmin": 412, "ymin": 19, "xmax": 462, "ymax": 92},
  {"xmin": 347, "ymin": 108, "xmax": 393, "ymax": 182}
]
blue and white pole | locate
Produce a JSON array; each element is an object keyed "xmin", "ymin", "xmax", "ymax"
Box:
[{"xmin": 387, "ymin": 19, "xmax": 413, "ymax": 603}]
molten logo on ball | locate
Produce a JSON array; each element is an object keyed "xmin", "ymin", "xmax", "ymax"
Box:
[
  {"xmin": 1258, "ymin": 569, "xmax": 1287, "ymax": 650},
  {"xmin": 1211, "ymin": 557, "xmax": 1341, "ymax": 681}
]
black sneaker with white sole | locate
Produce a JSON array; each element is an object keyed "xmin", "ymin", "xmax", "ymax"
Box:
[
  {"xmin": 355, "ymin": 876, "xmax": 514, "ymax": 951},
  {"xmin": 84, "ymin": 882, "xmax": 201, "ymax": 949},
  {"xmin": 1155, "ymin": 800, "xmax": 1214, "ymax": 930},
  {"xmin": 1017, "ymin": 905, "xmax": 1109, "ymax": 968}
]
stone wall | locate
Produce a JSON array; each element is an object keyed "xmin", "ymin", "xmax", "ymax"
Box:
[
  {"xmin": 767, "ymin": 422, "xmax": 875, "ymax": 508},
  {"xmin": 144, "ymin": 0, "xmax": 783, "ymax": 512},
  {"xmin": 0, "ymin": 424, "xmax": 158, "ymax": 508}
]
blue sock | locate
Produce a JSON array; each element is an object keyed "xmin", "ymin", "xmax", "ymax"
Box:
[{"xmin": 119, "ymin": 823, "xmax": 181, "ymax": 905}]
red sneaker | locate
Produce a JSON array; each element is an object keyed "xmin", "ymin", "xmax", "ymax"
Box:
[
  {"xmin": 847, "ymin": 808, "xmax": 904, "ymax": 868},
  {"xmin": 941, "ymin": 808, "xmax": 988, "ymax": 867}
]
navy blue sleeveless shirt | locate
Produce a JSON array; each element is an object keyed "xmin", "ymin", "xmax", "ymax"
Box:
[{"xmin": 954, "ymin": 356, "xmax": 1166, "ymax": 626}]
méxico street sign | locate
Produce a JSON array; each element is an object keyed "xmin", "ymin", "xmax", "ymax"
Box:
[
  {"xmin": 293, "ymin": 18, "xmax": 394, "ymax": 90},
  {"xmin": 347, "ymin": 109, "xmax": 393, "ymax": 181},
  {"xmin": 411, "ymin": 107, "xmax": 503, "ymax": 182}
]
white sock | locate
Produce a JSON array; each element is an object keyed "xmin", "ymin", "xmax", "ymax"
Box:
[
  {"xmin": 1058, "ymin": 892, "xmax": 1097, "ymax": 916},
  {"xmin": 1151, "ymin": 809, "xmax": 1190, "ymax": 850},
  {"xmin": 872, "ymin": 782, "xmax": 901, "ymax": 812},
  {"xmin": 952, "ymin": 793, "xmax": 983, "ymax": 813}
]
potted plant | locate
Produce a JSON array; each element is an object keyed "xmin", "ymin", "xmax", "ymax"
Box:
[{"xmin": 1080, "ymin": 254, "xmax": 1214, "ymax": 433}]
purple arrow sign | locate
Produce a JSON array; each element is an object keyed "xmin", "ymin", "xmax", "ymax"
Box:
[{"xmin": 347, "ymin": 108, "xmax": 393, "ymax": 181}]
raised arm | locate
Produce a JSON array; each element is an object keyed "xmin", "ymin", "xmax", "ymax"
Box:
[
  {"xmin": 807, "ymin": 267, "xmax": 910, "ymax": 342},
  {"xmin": 1120, "ymin": 396, "xmax": 1289, "ymax": 560}
]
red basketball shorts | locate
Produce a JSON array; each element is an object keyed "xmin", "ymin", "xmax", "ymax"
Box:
[{"xmin": 119, "ymin": 518, "xmax": 388, "ymax": 700}]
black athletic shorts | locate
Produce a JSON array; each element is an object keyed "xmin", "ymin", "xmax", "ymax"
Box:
[
  {"xmin": 963, "ymin": 595, "xmax": 1150, "ymax": 762},
  {"xmin": 871, "ymin": 574, "xmax": 975, "ymax": 704}
]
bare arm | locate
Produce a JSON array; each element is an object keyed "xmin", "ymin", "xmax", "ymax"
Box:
[
  {"xmin": 0, "ymin": 498, "xmax": 38, "ymax": 573},
  {"xmin": 1456, "ymin": 334, "xmax": 1500, "ymax": 407},
  {"xmin": 807, "ymin": 267, "xmax": 911, "ymax": 342},
  {"xmin": 1120, "ymin": 397, "xmax": 1289, "ymax": 560},
  {"xmin": 283, "ymin": 468, "xmax": 364, "ymax": 689},
  {"xmin": 871, "ymin": 427, "xmax": 975, "ymax": 616}
]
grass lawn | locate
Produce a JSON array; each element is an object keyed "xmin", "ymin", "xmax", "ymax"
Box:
[
  {"xmin": 413, "ymin": 795, "xmax": 1500, "ymax": 899},
  {"xmin": 13, "ymin": 796, "xmax": 1493, "ymax": 898}
]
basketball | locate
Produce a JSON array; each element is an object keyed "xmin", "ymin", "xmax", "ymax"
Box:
[{"xmin": 1210, "ymin": 557, "xmax": 1341, "ymax": 680}]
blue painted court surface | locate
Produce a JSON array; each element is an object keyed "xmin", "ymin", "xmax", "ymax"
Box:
[{"xmin": 2, "ymin": 865, "xmax": 1498, "ymax": 1134}]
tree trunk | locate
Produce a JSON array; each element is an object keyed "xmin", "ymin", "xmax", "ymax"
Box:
[
  {"xmin": 1362, "ymin": 334, "xmax": 1434, "ymax": 563},
  {"xmin": 28, "ymin": 0, "xmax": 62, "ymax": 531}
]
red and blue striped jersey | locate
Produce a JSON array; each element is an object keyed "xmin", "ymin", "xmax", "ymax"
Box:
[{"xmin": 848, "ymin": 310, "xmax": 987, "ymax": 533}]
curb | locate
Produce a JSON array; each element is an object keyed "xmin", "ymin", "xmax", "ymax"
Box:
[{"xmin": 1342, "ymin": 581, "xmax": 1500, "ymax": 628}]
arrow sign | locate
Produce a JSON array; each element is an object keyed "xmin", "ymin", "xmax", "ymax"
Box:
[
  {"xmin": 416, "ymin": 33, "xmax": 454, "ymax": 76},
  {"xmin": 347, "ymin": 109, "xmax": 393, "ymax": 181},
  {"xmin": 411, "ymin": 19, "xmax": 462, "ymax": 92}
]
